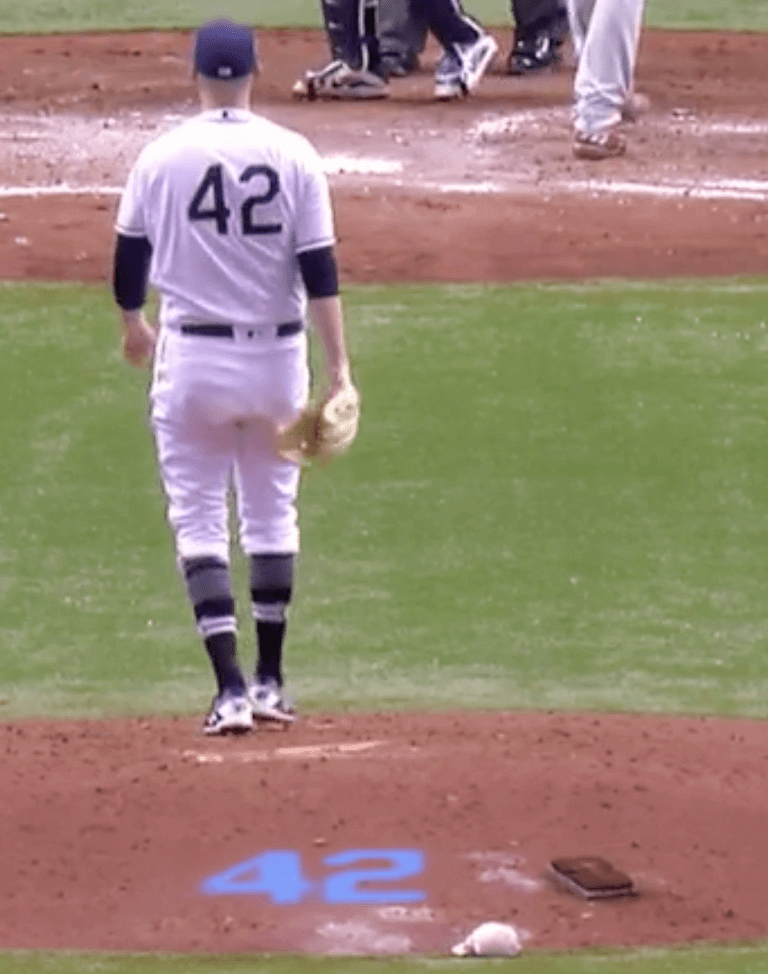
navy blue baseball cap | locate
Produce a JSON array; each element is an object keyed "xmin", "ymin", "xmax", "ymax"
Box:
[{"xmin": 194, "ymin": 19, "xmax": 257, "ymax": 79}]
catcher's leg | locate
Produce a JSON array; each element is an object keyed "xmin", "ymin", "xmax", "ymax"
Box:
[
  {"xmin": 418, "ymin": 0, "xmax": 498, "ymax": 100},
  {"xmin": 293, "ymin": 0, "xmax": 389, "ymax": 98}
]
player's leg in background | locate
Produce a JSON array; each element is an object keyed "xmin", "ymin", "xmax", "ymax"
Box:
[
  {"xmin": 292, "ymin": 0, "xmax": 390, "ymax": 98},
  {"xmin": 565, "ymin": 0, "xmax": 593, "ymax": 60},
  {"xmin": 507, "ymin": 0, "xmax": 568, "ymax": 75},
  {"xmin": 417, "ymin": 0, "xmax": 498, "ymax": 100},
  {"xmin": 570, "ymin": 0, "xmax": 646, "ymax": 157},
  {"xmin": 378, "ymin": 0, "xmax": 428, "ymax": 75}
]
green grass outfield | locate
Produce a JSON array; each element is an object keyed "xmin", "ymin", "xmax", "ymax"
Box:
[
  {"xmin": 0, "ymin": 0, "xmax": 767, "ymax": 34},
  {"xmin": 4, "ymin": 279, "xmax": 768, "ymax": 722}
]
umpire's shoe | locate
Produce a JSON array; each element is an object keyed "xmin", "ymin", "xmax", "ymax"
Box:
[
  {"xmin": 507, "ymin": 30, "xmax": 562, "ymax": 75},
  {"xmin": 379, "ymin": 48, "xmax": 420, "ymax": 77},
  {"xmin": 248, "ymin": 680, "xmax": 297, "ymax": 724},
  {"xmin": 203, "ymin": 692, "xmax": 253, "ymax": 736},
  {"xmin": 292, "ymin": 60, "xmax": 388, "ymax": 100}
]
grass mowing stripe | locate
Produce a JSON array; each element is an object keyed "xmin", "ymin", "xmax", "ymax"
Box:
[
  {"xmin": 4, "ymin": 943, "xmax": 768, "ymax": 973},
  {"xmin": 0, "ymin": 0, "xmax": 323, "ymax": 33},
  {"xmin": 2, "ymin": 279, "xmax": 768, "ymax": 720}
]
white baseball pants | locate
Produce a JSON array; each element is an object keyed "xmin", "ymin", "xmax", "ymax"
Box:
[
  {"xmin": 566, "ymin": 0, "xmax": 646, "ymax": 135},
  {"xmin": 150, "ymin": 328, "xmax": 309, "ymax": 563}
]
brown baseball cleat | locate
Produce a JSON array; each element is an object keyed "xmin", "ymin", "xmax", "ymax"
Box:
[{"xmin": 573, "ymin": 127, "xmax": 627, "ymax": 161}]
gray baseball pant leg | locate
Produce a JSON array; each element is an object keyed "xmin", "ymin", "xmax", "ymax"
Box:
[
  {"xmin": 568, "ymin": 0, "xmax": 646, "ymax": 135},
  {"xmin": 379, "ymin": 0, "xmax": 428, "ymax": 62}
]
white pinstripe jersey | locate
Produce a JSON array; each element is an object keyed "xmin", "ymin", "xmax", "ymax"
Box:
[{"xmin": 116, "ymin": 107, "xmax": 335, "ymax": 329}]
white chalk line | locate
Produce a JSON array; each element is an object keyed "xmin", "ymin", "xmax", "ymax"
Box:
[
  {"xmin": 688, "ymin": 120, "xmax": 768, "ymax": 135},
  {"xmin": 0, "ymin": 156, "xmax": 403, "ymax": 200},
  {"xmin": 0, "ymin": 184, "xmax": 122, "ymax": 198},
  {"xmin": 3, "ymin": 175, "xmax": 767, "ymax": 202},
  {"xmin": 3, "ymin": 158, "xmax": 768, "ymax": 203},
  {"xmin": 558, "ymin": 177, "xmax": 768, "ymax": 202},
  {"xmin": 469, "ymin": 108, "xmax": 768, "ymax": 139},
  {"xmin": 181, "ymin": 739, "xmax": 384, "ymax": 764},
  {"xmin": 322, "ymin": 154, "xmax": 402, "ymax": 175}
]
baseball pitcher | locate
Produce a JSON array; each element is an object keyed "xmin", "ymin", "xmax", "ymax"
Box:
[{"xmin": 112, "ymin": 19, "xmax": 359, "ymax": 735}]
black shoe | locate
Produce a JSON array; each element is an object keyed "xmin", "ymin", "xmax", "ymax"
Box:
[
  {"xmin": 550, "ymin": 9, "xmax": 570, "ymax": 47},
  {"xmin": 378, "ymin": 50, "xmax": 420, "ymax": 78},
  {"xmin": 507, "ymin": 31, "xmax": 561, "ymax": 75}
]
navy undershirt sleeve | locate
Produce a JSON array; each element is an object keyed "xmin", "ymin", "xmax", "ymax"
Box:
[
  {"xmin": 298, "ymin": 245, "xmax": 339, "ymax": 299},
  {"xmin": 113, "ymin": 234, "xmax": 152, "ymax": 310}
]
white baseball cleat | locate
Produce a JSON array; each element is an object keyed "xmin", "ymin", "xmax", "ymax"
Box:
[
  {"xmin": 433, "ymin": 50, "xmax": 463, "ymax": 100},
  {"xmin": 434, "ymin": 33, "xmax": 498, "ymax": 100},
  {"xmin": 457, "ymin": 33, "xmax": 498, "ymax": 94},
  {"xmin": 248, "ymin": 680, "xmax": 297, "ymax": 724},
  {"xmin": 293, "ymin": 60, "xmax": 388, "ymax": 100},
  {"xmin": 202, "ymin": 692, "xmax": 253, "ymax": 736}
]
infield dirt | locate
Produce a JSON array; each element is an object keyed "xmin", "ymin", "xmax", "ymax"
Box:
[{"xmin": 1, "ymin": 27, "xmax": 768, "ymax": 282}]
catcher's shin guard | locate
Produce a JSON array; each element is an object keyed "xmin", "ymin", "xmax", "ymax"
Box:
[
  {"xmin": 294, "ymin": 0, "xmax": 387, "ymax": 99},
  {"xmin": 320, "ymin": 0, "xmax": 380, "ymax": 71}
]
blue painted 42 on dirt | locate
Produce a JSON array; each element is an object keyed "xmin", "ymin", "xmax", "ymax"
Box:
[{"xmin": 201, "ymin": 848, "xmax": 426, "ymax": 904}]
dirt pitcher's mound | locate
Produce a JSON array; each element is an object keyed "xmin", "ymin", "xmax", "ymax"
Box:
[{"xmin": 2, "ymin": 710, "xmax": 767, "ymax": 955}]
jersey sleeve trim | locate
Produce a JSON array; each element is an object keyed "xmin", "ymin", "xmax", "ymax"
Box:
[
  {"xmin": 296, "ymin": 235, "xmax": 335, "ymax": 255},
  {"xmin": 114, "ymin": 223, "xmax": 149, "ymax": 238}
]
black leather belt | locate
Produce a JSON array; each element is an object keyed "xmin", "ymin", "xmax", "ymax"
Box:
[{"xmin": 180, "ymin": 321, "xmax": 303, "ymax": 339}]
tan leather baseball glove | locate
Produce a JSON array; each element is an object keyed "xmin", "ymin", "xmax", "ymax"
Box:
[{"xmin": 275, "ymin": 379, "xmax": 360, "ymax": 465}]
